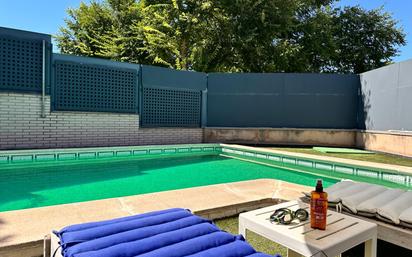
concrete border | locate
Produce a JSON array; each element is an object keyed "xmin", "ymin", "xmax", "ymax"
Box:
[
  {"xmin": 204, "ymin": 127, "xmax": 357, "ymax": 147},
  {"xmin": 204, "ymin": 128, "xmax": 412, "ymax": 158},
  {"xmin": 357, "ymin": 130, "xmax": 412, "ymax": 157}
]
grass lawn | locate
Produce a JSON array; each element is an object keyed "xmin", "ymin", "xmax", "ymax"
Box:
[
  {"xmin": 214, "ymin": 216, "xmax": 411, "ymax": 257},
  {"xmin": 267, "ymin": 147, "xmax": 412, "ymax": 167}
]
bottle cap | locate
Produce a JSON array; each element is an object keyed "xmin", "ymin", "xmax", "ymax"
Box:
[{"xmin": 316, "ymin": 179, "xmax": 323, "ymax": 192}]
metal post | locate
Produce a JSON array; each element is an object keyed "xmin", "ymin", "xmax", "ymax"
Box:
[
  {"xmin": 201, "ymin": 88, "xmax": 208, "ymax": 128},
  {"xmin": 41, "ymin": 40, "xmax": 46, "ymax": 118},
  {"xmin": 200, "ymin": 73, "xmax": 208, "ymax": 128}
]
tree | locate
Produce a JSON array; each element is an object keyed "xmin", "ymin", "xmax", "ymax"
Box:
[
  {"xmin": 56, "ymin": 0, "xmax": 147, "ymax": 63},
  {"xmin": 57, "ymin": 1, "xmax": 115, "ymax": 57},
  {"xmin": 211, "ymin": 0, "xmax": 299, "ymax": 72},
  {"xmin": 56, "ymin": 0, "xmax": 406, "ymax": 73},
  {"xmin": 137, "ymin": 0, "xmax": 225, "ymax": 70},
  {"xmin": 331, "ymin": 6, "xmax": 406, "ymax": 73}
]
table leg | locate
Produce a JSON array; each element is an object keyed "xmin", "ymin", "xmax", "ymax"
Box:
[
  {"xmin": 239, "ymin": 220, "xmax": 246, "ymax": 238},
  {"xmin": 287, "ymin": 248, "xmax": 303, "ymax": 257},
  {"xmin": 364, "ymin": 236, "xmax": 377, "ymax": 257}
]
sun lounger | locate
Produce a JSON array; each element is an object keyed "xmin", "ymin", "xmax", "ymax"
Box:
[
  {"xmin": 51, "ymin": 208, "xmax": 279, "ymax": 257},
  {"xmin": 323, "ymin": 182, "xmax": 412, "ymax": 225},
  {"xmin": 302, "ymin": 181, "xmax": 412, "ymax": 250}
]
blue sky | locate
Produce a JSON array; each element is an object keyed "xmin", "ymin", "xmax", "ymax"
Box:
[{"xmin": 0, "ymin": 0, "xmax": 410, "ymax": 62}]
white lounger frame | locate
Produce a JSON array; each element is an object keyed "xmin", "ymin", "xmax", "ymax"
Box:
[
  {"xmin": 49, "ymin": 233, "xmax": 62, "ymax": 257},
  {"xmin": 344, "ymin": 213, "xmax": 412, "ymax": 251}
]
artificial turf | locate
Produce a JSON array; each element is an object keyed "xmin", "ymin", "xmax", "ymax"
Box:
[
  {"xmin": 214, "ymin": 216, "xmax": 412, "ymax": 257},
  {"xmin": 214, "ymin": 216, "xmax": 287, "ymax": 256}
]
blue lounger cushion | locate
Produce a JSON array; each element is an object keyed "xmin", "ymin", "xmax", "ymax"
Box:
[{"xmin": 54, "ymin": 208, "xmax": 279, "ymax": 257}]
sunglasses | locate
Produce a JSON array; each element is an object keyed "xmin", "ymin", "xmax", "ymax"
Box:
[{"xmin": 269, "ymin": 208, "xmax": 309, "ymax": 225}]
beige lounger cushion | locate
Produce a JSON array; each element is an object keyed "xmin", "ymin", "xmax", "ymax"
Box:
[
  {"xmin": 357, "ymin": 188, "xmax": 405, "ymax": 215},
  {"xmin": 377, "ymin": 191, "xmax": 412, "ymax": 224},
  {"xmin": 324, "ymin": 180, "xmax": 355, "ymax": 194},
  {"xmin": 327, "ymin": 182, "xmax": 374, "ymax": 203},
  {"xmin": 341, "ymin": 185, "xmax": 387, "ymax": 214},
  {"xmin": 399, "ymin": 206, "xmax": 412, "ymax": 225}
]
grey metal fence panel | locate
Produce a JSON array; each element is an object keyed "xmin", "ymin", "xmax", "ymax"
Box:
[
  {"xmin": 140, "ymin": 65, "xmax": 207, "ymax": 127},
  {"xmin": 207, "ymin": 73, "xmax": 360, "ymax": 128},
  {"xmin": 207, "ymin": 73, "xmax": 286, "ymax": 127},
  {"xmin": 52, "ymin": 54, "xmax": 139, "ymax": 113},
  {"xmin": 359, "ymin": 59, "xmax": 412, "ymax": 131},
  {"xmin": 141, "ymin": 65, "xmax": 207, "ymax": 90},
  {"xmin": 0, "ymin": 27, "xmax": 51, "ymax": 93},
  {"xmin": 282, "ymin": 74, "xmax": 359, "ymax": 128}
]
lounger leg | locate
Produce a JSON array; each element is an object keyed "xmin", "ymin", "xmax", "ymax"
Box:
[
  {"xmin": 364, "ymin": 236, "xmax": 377, "ymax": 257},
  {"xmin": 287, "ymin": 248, "xmax": 303, "ymax": 257},
  {"xmin": 43, "ymin": 234, "xmax": 51, "ymax": 257},
  {"xmin": 50, "ymin": 232, "xmax": 62, "ymax": 257}
]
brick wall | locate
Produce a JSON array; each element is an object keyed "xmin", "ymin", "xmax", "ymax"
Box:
[{"xmin": 0, "ymin": 92, "xmax": 203, "ymax": 150}]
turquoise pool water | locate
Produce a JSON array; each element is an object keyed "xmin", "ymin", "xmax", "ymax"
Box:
[{"xmin": 0, "ymin": 154, "xmax": 337, "ymax": 212}]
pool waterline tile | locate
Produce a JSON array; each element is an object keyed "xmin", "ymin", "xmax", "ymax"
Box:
[{"xmin": 0, "ymin": 144, "xmax": 222, "ymax": 165}]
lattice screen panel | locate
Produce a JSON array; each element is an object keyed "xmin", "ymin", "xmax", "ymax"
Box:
[
  {"xmin": 141, "ymin": 87, "xmax": 201, "ymax": 127},
  {"xmin": 0, "ymin": 36, "xmax": 43, "ymax": 91},
  {"xmin": 54, "ymin": 61, "xmax": 137, "ymax": 113}
]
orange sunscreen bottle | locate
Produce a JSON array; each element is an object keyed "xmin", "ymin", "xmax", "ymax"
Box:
[{"xmin": 310, "ymin": 179, "xmax": 328, "ymax": 230}]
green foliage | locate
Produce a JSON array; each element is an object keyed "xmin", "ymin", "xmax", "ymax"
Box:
[
  {"xmin": 57, "ymin": 0, "xmax": 146, "ymax": 62},
  {"xmin": 138, "ymin": 0, "xmax": 222, "ymax": 70},
  {"xmin": 331, "ymin": 6, "xmax": 406, "ymax": 73},
  {"xmin": 56, "ymin": 0, "xmax": 406, "ymax": 73}
]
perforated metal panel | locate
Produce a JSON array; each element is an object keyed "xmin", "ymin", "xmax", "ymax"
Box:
[
  {"xmin": 54, "ymin": 61, "xmax": 137, "ymax": 113},
  {"xmin": 141, "ymin": 87, "xmax": 201, "ymax": 127},
  {"xmin": 207, "ymin": 73, "xmax": 360, "ymax": 128},
  {"xmin": 0, "ymin": 36, "xmax": 43, "ymax": 91}
]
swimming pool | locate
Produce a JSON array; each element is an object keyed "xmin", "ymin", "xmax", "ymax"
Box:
[
  {"xmin": 0, "ymin": 154, "xmax": 337, "ymax": 212},
  {"xmin": 0, "ymin": 144, "xmax": 410, "ymax": 212}
]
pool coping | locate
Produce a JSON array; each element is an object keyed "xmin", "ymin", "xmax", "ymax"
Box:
[
  {"xmin": 1, "ymin": 142, "xmax": 411, "ymax": 174},
  {"xmin": 1, "ymin": 142, "xmax": 411, "ymax": 209},
  {"xmin": 220, "ymin": 144, "xmax": 412, "ymax": 187},
  {"xmin": 0, "ymin": 179, "xmax": 309, "ymax": 257},
  {"xmin": 222, "ymin": 144, "xmax": 412, "ymax": 174}
]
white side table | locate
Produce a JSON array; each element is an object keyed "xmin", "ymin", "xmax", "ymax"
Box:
[{"xmin": 239, "ymin": 200, "xmax": 377, "ymax": 257}]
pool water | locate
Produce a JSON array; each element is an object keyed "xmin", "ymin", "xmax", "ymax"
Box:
[{"xmin": 0, "ymin": 154, "xmax": 337, "ymax": 212}]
